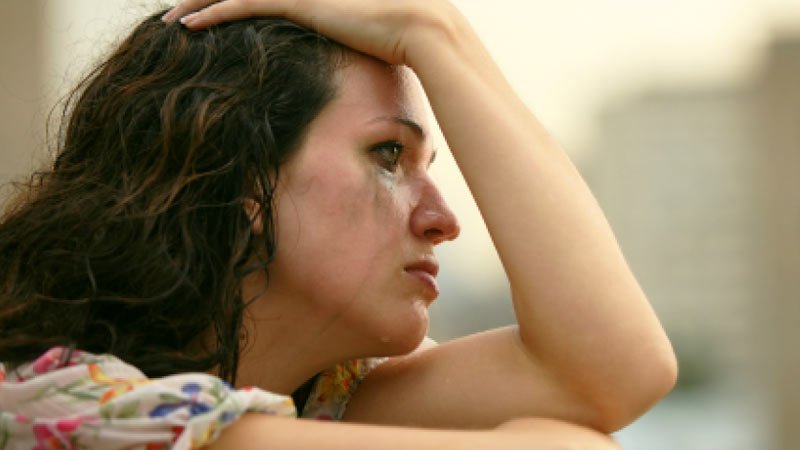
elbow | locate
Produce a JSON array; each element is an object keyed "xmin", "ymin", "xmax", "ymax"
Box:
[{"xmin": 591, "ymin": 344, "xmax": 678, "ymax": 433}]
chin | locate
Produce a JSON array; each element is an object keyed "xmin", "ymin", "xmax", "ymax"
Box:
[{"xmin": 371, "ymin": 304, "xmax": 430, "ymax": 356}]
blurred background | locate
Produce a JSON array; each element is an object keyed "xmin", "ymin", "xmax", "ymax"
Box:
[{"xmin": 1, "ymin": 1, "xmax": 797, "ymax": 448}]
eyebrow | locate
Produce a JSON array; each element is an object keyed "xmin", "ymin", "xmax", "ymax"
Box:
[
  {"xmin": 367, "ymin": 115, "xmax": 426, "ymax": 138},
  {"xmin": 366, "ymin": 115, "xmax": 437, "ymax": 166}
]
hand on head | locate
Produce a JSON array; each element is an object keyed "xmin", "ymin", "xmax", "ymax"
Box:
[{"xmin": 162, "ymin": 0, "xmax": 458, "ymax": 65}]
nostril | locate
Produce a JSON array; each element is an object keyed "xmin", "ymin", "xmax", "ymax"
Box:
[
  {"xmin": 424, "ymin": 229, "xmax": 444, "ymax": 244},
  {"xmin": 422, "ymin": 216, "xmax": 459, "ymax": 245}
]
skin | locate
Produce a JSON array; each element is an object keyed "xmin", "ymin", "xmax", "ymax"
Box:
[
  {"xmin": 162, "ymin": 0, "xmax": 679, "ymax": 448},
  {"xmin": 235, "ymin": 56, "xmax": 459, "ymax": 393}
]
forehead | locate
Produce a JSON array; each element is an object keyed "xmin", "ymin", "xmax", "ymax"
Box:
[{"xmin": 325, "ymin": 53, "xmax": 432, "ymax": 129}]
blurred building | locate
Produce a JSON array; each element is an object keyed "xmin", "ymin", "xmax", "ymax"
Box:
[
  {"xmin": 586, "ymin": 35, "xmax": 799, "ymax": 450},
  {"xmin": 0, "ymin": 2, "xmax": 45, "ymax": 188},
  {"xmin": 756, "ymin": 37, "xmax": 800, "ymax": 450}
]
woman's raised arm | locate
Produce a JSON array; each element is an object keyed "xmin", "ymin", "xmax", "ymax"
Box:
[{"xmin": 165, "ymin": 0, "xmax": 677, "ymax": 433}]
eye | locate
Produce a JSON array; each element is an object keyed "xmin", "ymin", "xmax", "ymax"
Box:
[{"xmin": 370, "ymin": 141, "xmax": 404, "ymax": 172}]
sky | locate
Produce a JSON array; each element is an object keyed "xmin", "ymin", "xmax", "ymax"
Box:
[{"xmin": 40, "ymin": 0, "xmax": 800, "ymax": 285}]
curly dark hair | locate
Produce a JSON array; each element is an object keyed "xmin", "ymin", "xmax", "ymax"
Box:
[{"xmin": 0, "ymin": 10, "xmax": 344, "ymax": 384}]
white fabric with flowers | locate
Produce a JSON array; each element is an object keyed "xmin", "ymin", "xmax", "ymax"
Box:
[{"xmin": 0, "ymin": 347, "xmax": 382, "ymax": 450}]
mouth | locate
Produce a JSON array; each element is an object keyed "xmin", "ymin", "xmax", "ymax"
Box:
[{"xmin": 404, "ymin": 259, "xmax": 440, "ymax": 300}]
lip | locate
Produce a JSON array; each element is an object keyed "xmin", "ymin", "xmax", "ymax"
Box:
[{"xmin": 404, "ymin": 258, "xmax": 440, "ymax": 300}]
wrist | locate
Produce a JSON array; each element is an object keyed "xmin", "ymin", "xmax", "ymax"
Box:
[{"xmin": 402, "ymin": 1, "xmax": 474, "ymax": 69}]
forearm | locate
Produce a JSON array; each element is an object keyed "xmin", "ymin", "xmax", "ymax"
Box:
[
  {"xmin": 406, "ymin": 8, "xmax": 676, "ymax": 425},
  {"xmin": 208, "ymin": 415, "xmax": 619, "ymax": 450}
]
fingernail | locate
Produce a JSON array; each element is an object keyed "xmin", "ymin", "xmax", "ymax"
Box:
[{"xmin": 179, "ymin": 12, "xmax": 199, "ymax": 26}]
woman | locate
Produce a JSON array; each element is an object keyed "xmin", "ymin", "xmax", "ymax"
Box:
[{"xmin": 0, "ymin": 0, "xmax": 676, "ymax": 448}]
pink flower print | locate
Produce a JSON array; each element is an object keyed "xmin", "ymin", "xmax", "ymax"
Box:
[
  {"xmin": 30, "ymin": 347, "xmax": 83, "ymax": 375},
  {"xmin": 31, "ymin": 348, "xmax": 65, "ymax": 375},
  {"xmin": 32, "ymin": 417, "xmax": 84, "ymax": 450}
]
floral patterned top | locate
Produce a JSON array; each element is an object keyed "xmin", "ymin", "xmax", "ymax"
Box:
[{"xmin": 0, "ymin": 347, "xmax": 383, "ymax": 450}]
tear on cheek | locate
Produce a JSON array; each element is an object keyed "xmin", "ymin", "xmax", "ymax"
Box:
[{"xmin": 375, "ymin": 168, "xmax": 396, "ymax": 193}]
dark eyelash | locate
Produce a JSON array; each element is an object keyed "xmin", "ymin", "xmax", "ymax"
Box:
[{"xmin": 371, "ymin": 141, "xmax": 404, "ymax": 172}]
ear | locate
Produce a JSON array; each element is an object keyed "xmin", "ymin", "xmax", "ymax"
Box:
[{"xmin": 244, "ymin": 198, "xmax": 264, "ymax": 235}]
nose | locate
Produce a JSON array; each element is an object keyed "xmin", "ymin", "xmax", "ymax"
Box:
[{"xmin": 410, "ymin": 179, "xmax": 460, "ymax": 245}]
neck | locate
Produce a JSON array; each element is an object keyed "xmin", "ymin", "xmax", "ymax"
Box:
[{"xmin": 233, "ymin": 272, "xmax": 363, "ymax": 394}]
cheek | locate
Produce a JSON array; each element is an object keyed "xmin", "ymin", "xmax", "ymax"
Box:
[
  {"xmin": 308, "ymin": 163, "xmax": 406, "ymax": 243},
  {"xmin": 275, "ymin": 161, "xmax": 409, "ymax": 283}
]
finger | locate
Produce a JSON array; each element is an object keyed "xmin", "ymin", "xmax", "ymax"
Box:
[
  {"xmin": 161, "ymin": 0, "xmax": 220, "ymax": 23},
  {"xmin": 179, "ymin": 0, "xmax": 295, "ymax": 30}
]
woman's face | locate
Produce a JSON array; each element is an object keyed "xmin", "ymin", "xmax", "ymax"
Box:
[{"xmin": 262, "ymin": 53, "xmax": 459, "ymax": 355}]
